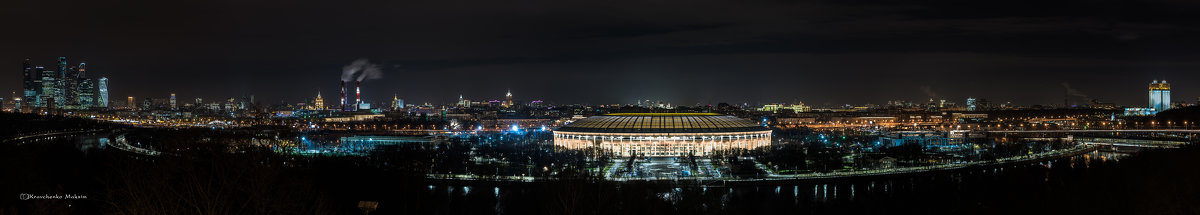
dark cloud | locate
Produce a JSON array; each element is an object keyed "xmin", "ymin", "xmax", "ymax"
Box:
[{"xmin": 2, "ymin": 0, "xmax": 1199, "ymax": 106}]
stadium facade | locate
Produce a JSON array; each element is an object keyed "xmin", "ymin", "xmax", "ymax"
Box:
[{"xmin": 553, "ymin": 113, "xmax": 771, "ymax": 157}]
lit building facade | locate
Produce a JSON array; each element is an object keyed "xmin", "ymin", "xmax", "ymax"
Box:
[
  {"xmin": 554, "ymin": 113, "xmax": 771, "ymax": 157},
  {"xmin": 97, "ymin": 77, "xmax": 108, "ymax": 108},
  {"xmin": 313, "ymin": 91, "xmax": 324, "ymax": 110},
  {"xmin": 1149, "ymin": 80, "xmax": 1171, "ymax": 113},
  {"xmin": 758, "ymin": 103, "xmax": 810, "ymax": 113},
  {"xmin": 503, "ymin": 90, "xmax": 513, "ymax": 108},
  {"xmin": 878, "ymin": 131, "xmax": 968, "ymax": 152},
  {"xmin": 78, "ymin": 78, "xmax": 95, "ymax": 107},
  {"xmin": 966, "ymin": 97, "xmax": 977, "ymax": 111},
  {"xmin": 21, "ymin": 59, "xmax": 37, "ymax": 109},
  {"xmin": 392, "ymin": 94, "xmax": 403, "ymax": 111},
  {"xmin": 39, "ymin": 66, "xmax": 58, "ymax": 108}
]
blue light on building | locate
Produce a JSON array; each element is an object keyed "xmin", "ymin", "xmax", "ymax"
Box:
[{"xmin": 1149, "ymin": 80, "xmax": 1171, "ymax": 114}]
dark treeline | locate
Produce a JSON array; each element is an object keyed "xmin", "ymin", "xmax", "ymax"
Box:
[{"xmin": 1155, "ymin": 106, "xmax": 1200, "ymax": 124}]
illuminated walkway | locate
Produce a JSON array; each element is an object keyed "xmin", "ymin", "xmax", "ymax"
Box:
[{"xmin": 3, "ymin": 129, "xmax": 105, "ymax": 143}]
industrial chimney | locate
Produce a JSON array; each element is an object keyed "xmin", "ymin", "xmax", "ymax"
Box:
[
  {"xmin": 340, "ymin": 81, "xmax": 346, "ymax": 111},
  {"xmin": 355, "ymin": 81, "xmax": 361, "ymax": 109}
]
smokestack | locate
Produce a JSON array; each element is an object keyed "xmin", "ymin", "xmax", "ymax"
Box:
[
  {"xmin": 355, "ymin": 81, "xmax": 361, "ymax": 109},
  {"xmin": 340, "ymin": 81, "xmax": 346, "ymax": 111}
]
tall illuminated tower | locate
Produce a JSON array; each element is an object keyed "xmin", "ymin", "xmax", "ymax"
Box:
[
  {"xmin": 339, "ymin": 81, "xmax": 346, "ymax": 111},
  {"xmin": 21, "ymin": 59, "xmax": 38, "ymax": 108},
  {"xmin": 39, "ymin": 66, "xmax": 57, "ymax": 108},
  {"xmin": 78, "ymin": 78, "xmax": 95, "ymax": 108},
  {"xmin": 504, "ymin": 89, "xmax": 513, "ymax": 108},
  {"xmin": 170, "ymin": 93, "xmax": 177, "ymax": 110},
  {"xmin": 54, "ymin": 57, "xmax": 67, "ymax": 108},
  {"xmin": 1149, "ymin": 80, "xmax": 1171, "ymax": 113},
  {"xmin": 313, "ymin": 91, "xmax": 324, "ymax": 110},
  {"xmin": 56, "ymin": 57, "xmax": 67, "ymax": 79},
  {"xmin": 355, "ymin": 81, "xmax": 361, "ymax": 108},
  {"xmin": 63, "ymin": 62, "xmax": 85, "ymax": 108},
  {"xmin": 966, "ymin": 97, "xmax": 977, "ymax": 111},
  {"xmin": 392, "ymin": 93, "xmax": 403, "ymax": 110},
  {"xmin": 97, "ymin": 77, "xmax": 108, "ymax": 108}
]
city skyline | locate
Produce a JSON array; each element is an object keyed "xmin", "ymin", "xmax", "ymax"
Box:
[
  {"xmin": 5, "ymin": 1, "xmax": 1200, "ymax": 214},
  {"xmin": 7, "ymin": 57, "xmax": 1195, "ymax": 108},
  {"xmin": 4, "ymin": 0, "xmax": 1200, "ymax": 105}
]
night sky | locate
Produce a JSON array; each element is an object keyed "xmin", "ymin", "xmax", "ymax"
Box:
[{"xmin": 3, "ymin": 0, "xmax": 1199, "ymax": 106}]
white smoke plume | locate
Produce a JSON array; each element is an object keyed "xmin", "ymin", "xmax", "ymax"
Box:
[
  {"xmin": 341, "ymin": 59, "xmax": 383, "ymax": 82},
  {"xmin": 919, "ymin": 86, "xmax": 938, "ymax": 98},
  {"xmin": 1061, "ymin": 82, "xmax": 1090, "ymax": 99}
]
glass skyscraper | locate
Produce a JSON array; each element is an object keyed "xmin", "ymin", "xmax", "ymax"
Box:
[
  {"xmin": 21, "ymin": 59, "xmax": 37, "ymax": 108},
  {"xmin": 39, "ymin": 66, "xmax": 57, "ymax": 108},
  {"xmin": 98, "ymin": 77, "xmax": 109, "ymax": 108},
  {"xmin": 78, "ymin": 78, "xmax": 96, "ymax": 108}
]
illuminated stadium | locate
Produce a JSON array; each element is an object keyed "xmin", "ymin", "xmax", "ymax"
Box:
[{"xmin": 554, "ymin": 113, "xmax": 771, "ymax": 157}]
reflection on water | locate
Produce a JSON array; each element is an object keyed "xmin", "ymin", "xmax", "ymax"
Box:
[{"xmin": 409, "ymin": 150, "xmax": 1136, "ymax": 214}]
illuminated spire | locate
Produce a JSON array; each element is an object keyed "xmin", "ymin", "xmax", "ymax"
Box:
[
  {"xmin": 314, "ymin": 90, "xmax": 325, "ymax": 110},
  {"xmin": 504, "ymin": 89, "xmax": 513, "ymax": 108}
]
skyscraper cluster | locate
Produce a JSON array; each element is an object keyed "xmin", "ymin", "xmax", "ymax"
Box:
[{"xmin": 21, "ymin": 57, "xmax": 108, "ymax": 110}]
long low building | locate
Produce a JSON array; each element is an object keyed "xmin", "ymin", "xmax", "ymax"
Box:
[{"xmin": 553, "ymin": 113, "xmax": 771, "ymax": 157}]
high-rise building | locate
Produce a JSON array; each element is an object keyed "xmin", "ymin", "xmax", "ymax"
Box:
[
  {"xmin": 1149, "ymin": 80, "xmax": 1171, "ymax": 113},
  {"xmin": 71, "ymin": 62, "xmax": 87, "ymax": 108},
  {"xmin": 97, "ymin": 77, "xmax": 109, "ymax": 108},
  {"xmin": 127, "ymin": 96, "xmax": 135, "ymax": 110},
  {"xmin": 396, "ymin": 98, "xmax": 405, "ymax": 111},
  {"xmin": 170, "ymin": 93, "xmax": 177, "ymax": 110},
  {"xmin": 503, "ymin": 90, "xmax": 513, "ymax": 108},
  {"xmin": 54, "ymin": 57, "xmax": 68, "ymax": 108},
  {"xmin": 226, "ymin": 98, "xmax": 236, "ymax": 111},
  {"xmin": 143, "ymin": 98, "xmax": 154, "ymax": 110},
  {"xmin": 39, "ymin": 66, "xmax": 58, "ymax": 108},
  {"xmin": 61, "ymin": 62, "xmax": 83, "ymax": 108},
  {"xmin": 78, "ymin": 78, "xmax": 95, "ymax": 108},
  {"xmin": 56, "ymin": 57, "xmax": 67, "ymax": 79},
  {"xmin": 964, "ymin": 97, "xmax": 974, "ymax": 111},
  {"xmin": 392, "ymin": 94, "xmax": 403, "ymax": 110},
  {"xmin": 21, "ymin": 59, "xmax": 37, "ymax": 109},
  {"xmin": 313, "ymin": 91, "xmax": 324, "ymax": 110}
]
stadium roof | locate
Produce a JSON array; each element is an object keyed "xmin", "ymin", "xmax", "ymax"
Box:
[{"xmin": 555, "ymin": 113, "xmax": 769, "ymax": 133}]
